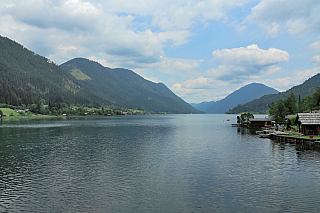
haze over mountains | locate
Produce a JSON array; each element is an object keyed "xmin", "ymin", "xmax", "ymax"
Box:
[
  {"xmin": 0, "ymin": 35, "xmax": 199, "ymax": 114},
  {"xmin": 191, "ymin": 83, "xmax": 279, "ymax": 113}
]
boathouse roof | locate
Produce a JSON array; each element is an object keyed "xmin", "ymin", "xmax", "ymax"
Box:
[{"xmin": 297, "ymin": 113, "xmax": 320, "ymax": 125}]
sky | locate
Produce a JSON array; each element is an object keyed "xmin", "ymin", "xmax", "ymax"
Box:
[{"xmin": 1, "ymin": 0, "xmax": 320, "ymax": 103}]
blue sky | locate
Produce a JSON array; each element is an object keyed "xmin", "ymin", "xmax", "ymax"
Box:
[{"xmin": 1, "ymin": 0, "xmax": 320, "ymax": 103}]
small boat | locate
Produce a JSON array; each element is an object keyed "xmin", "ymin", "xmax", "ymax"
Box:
[
  {"xmin": 259, "ymin": 133, "xmax": 271, "ymax": 138},
  {"xmin": 226, "ymin": 119, "xmax": 230, "ymax": 121}
]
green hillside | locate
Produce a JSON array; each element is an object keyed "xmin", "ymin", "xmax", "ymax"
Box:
[
  {"xmin": 0, "ymin": 36, "xmax": 103, "ymax": 106},
  {"xmin": 60, "ymin": 58, "xmax": 200, "ymax": 114},
  {"xmin": 0, "ymin": 79, "xmax": 38, "ymax": 106},
  {"xmin": 227, "ymin": 73, "xmax": 320, "ymax": 114},
  {"xmin": 0, "ymin": 36, "xmax": 198, "ymax": 114}
]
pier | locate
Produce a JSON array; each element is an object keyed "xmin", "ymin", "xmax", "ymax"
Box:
[{"xmin": 269, "ymin": 134, "xmax": 320, "ymax": 145}]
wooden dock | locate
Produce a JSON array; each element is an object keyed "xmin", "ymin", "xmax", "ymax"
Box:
[
  {"xmin": 231, "ymin": 124, "xmax": 241, "ymax": 127},
  {"xmin": 269, "ymin": 134, "xmax": 320, "ymax": 145}
]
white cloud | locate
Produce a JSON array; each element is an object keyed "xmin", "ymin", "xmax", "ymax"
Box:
[
  {"xmin": 159, "ymin": 57, "xmax": 203, "ymax": 76},
  {"xmin": 171, "ymin": 83, "xmax": 213, "ymax": 103},
  {"xmin": 5, "ymin": 0, "xmax": 101, "ymax": 31},
  {"xmin": 0, "ymin": 0, "xmax": 194, "ymax": 68},
  {"xmin": 182, "ymin": 77, "xmax": 228, "ymax": 89},
  {"xmin": 263, "ymin": 77, "xmax": 292, "ymax": 91},
  {"xmin": 310, "ymin": 41, "xmax": 320, "ymax": 51},
  {"xmin": 210, "ymin": 44, "xmax": 289, "ymax": 81},
  {"xmin": 245, "ymin": 0, "xmax": 320, "ymax": 37},
  {"xmin": 213, "ymin": 44, "xmax": 289, "ymax": 66},
  {"xmin": 265, "ymin": 66, "xmax": 283, "ymax": 75},
  {"xmin": 96, "ymin": 0, "xmax": 254, "ymax": 31},
  {"xmin": 263, "ymin": 66, "xmax": 320, "ymax": 91},
  {"xmin": 170, "ymin": 77, "xmax": 230, "ymax": 103},
  {"xmin": 312, "ymin": 55, "xmax": 320, "ymax": 65},
  {"xmin": 0, "ymin": 0, "xmax": 258, "ymax": 69}
]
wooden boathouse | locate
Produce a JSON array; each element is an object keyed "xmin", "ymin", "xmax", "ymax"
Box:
[
  {"xmin": 296, "ymin": 113, "xmax": 320, "ymax": 135},
  {"xmin": 249, "ymin": 118, "xmax": 272, "ymax": 128}
]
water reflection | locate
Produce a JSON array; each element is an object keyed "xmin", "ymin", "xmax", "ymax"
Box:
[{"xmin": 237, "ymin": 127, "xmax": 258, "ymax": 135}]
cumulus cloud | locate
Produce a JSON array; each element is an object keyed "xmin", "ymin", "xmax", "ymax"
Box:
[
  {"xmin": 311, "ymin": 55, "xmax": 320, "ymax": 65},
  {"xmin": 159, "ymin": 57, "xmax": 203, "ymax": 76},
  {"xmin": 245, "ymin": 0, "xmax": 320, "ymax": 37},
  {"xmin": 170, "ymin": 77, "xmax": 230, "ymax": 102},
  {"xmin": 182, "ymin": 77, "xmax": 228, "ymax": 89},
  {"xmin": 0, "ymin": 0, "xmax": 255, "ymax": 69},
  {"xmin": 96, "ymin": 0, "xmax": 254, "ymax": 31},
  {"xmin": 5, "ymin": 0, "xmax": 101, "ymax": 31},
  {"xmin": 172, "ymin": 82, "xmax": 234, "ymax": 103},
  {"xmin": 213, "ymin": 44, "xmax": 289, "ymax": 66},
  {"xmin": 310, "ymin": 41, "xmax": 320, "ymax": 51},
  {"xmin": 263, "ymin": 66, "xmax": 320, "ymax": 91},
  {"xmin": 209, "ymin": 44, "xmax": 289, "ymax": 81},
  {"xmin": 0, "ymin": 0, "xmax": 194, "ymax": 68},
  {"xmin": 171, "ymin": 84, "xmax": 211, "ymax": 103}
]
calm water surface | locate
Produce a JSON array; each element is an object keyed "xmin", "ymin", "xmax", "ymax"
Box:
[{"xmin": 1, "ymin": 114, "xmax": 320, "ymax": 212}]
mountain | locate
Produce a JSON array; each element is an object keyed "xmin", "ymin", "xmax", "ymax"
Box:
[
  {"xmin": 0, "ymin": 79, "xmax": 39, "ymax": 106},
  {"xmin": 190, "ymin": 101, "xmax": 215, "ymax": 112},
  {"xmin": 0, "ymin": 35, "xmax": 199, "ymax": 113},
  {"xmin": 0, "ymin": 35, "xmax": 104, "ymax": 106},
  {"xmin": 227, "ymin": 73, "xmax": 320, "ymax": 114},
  {"xmin": 192, "ymin": 83, "xmax": 279, "ymax": 113},
  {"xmin": 60, "ymin": 58, "xmax": 200, "ymax": 114}
]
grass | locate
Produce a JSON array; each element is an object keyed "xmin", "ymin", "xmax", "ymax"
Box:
[
  {"xmin": 278, "ymin": 129, "xmax": 320, "ymax": 139},
  {"xmin": 297, "ymin": 135, "xmax": 320, "ymax": 139},
  {"xmin": 70, "ymin": 68, "xmax": 91, "ymax": 81},
  {"xmin": 0, "ymin": 108, "xmax": 55, "ymax": 120},
  {"xmin": 1, "ymin": 108, "xmax": 20, "ymax": 116}
]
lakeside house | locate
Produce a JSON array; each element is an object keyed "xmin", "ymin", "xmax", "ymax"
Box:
[
  {"xmin": 249, "ymin": 118, "xmax": 272, "ymax": 128},
  {"xmin": 296, "ymin": 113, "xmax": 320, "ymax": 135}
]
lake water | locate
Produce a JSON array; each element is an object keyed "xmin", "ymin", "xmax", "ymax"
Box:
[{"xmin": 1, "ymin": 114, "xmax": 320, "ymax": 212}]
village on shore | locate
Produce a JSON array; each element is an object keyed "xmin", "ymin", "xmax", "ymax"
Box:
[{"xmin": 234, "ymin": 111, "xmax": 320, "ymax": 146}]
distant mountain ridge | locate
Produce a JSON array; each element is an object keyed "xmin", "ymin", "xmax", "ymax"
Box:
[
  {"xmin": 192, "ymin": 83, "xmax": 279, "ymax": 113},
  {"xmin": 227, "ymin": 73, "xmax": 320, "ymax": 114},
  {"xmin": 60, "ymin": 58, "xmax": 200, "ymax": 114}
]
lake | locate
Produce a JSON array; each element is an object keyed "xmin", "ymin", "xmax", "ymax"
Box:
[{"xmin": 1, "ymin": 114, "xmax": 320, "ymax": 212}]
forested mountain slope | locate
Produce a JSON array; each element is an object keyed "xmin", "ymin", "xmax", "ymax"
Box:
[
  {"xmin": 192, "ymin": 83, "xmax": 278, "ymax": 113},
  {"xmin": 0, "ymin": 36, "xmax": 198, "ymax": 113},
  {"xmin": 0, "ymin": 36, "xmax": 103, "ymax": 105},
  {"xmin": 60, "ymin": 58, "xmax": 200, "ymax": 113},
  {"xmin": 0, "ymin": 80, "xmax": 38, "ymax": 106},
  {"xmin": 227, "ymin": 73, "xmax": 320, "ymax": 114}
]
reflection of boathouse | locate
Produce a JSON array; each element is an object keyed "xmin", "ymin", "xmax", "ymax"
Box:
[
  {"xmin": 248, "ymin": 118, "xmax": 272, "ymax": 128},
  {"xmin": 296, "ymin": 113, "xmax": 320, "ymax": 135}
]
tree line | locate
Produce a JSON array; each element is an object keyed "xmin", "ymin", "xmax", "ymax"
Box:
[{"xmin": 269, "ymin": 87, "xmax": 320, "ymax": 123}]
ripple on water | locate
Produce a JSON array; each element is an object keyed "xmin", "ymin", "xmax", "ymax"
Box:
[
  {"xmin": 0, "ymin": 123, "xmax": 70, "ymax": 128},
  {"xmin": 1, "ymin": 115, "xmax": 320, "ymax": 212}
]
